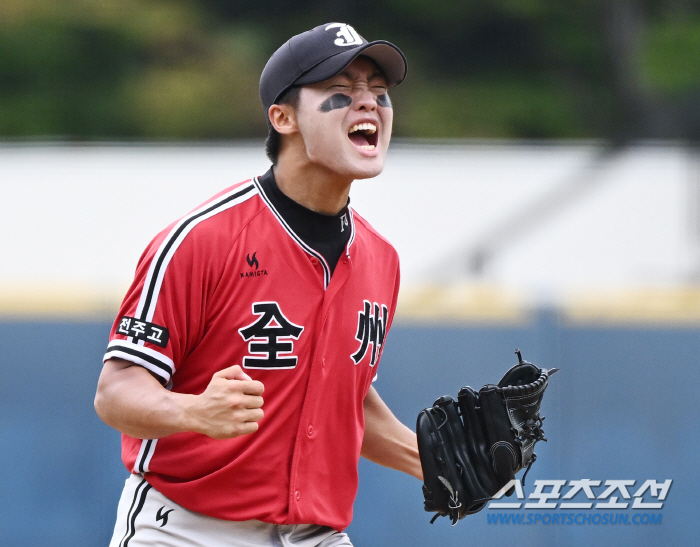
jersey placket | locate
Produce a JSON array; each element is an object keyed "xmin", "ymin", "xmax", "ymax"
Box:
[{"xmin": 287, "ymin": 250, "xmax": 354, "ymax": 522}]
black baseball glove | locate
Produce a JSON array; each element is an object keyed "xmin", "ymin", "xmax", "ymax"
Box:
[{"xmin": 416, "ymin": 350, "xmax": 558, "ymax": 525}]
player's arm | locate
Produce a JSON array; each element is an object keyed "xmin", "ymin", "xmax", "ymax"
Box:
[
  {"xmin": 94, "ymin": 358, "xmax": 265, "ymax": 440},
  {"xmin": 361, "ymin": 385, "xmax": 423, "ymax": 481}
]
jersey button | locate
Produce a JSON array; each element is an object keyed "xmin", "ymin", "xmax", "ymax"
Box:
[
  {"xmin": 295, "ymin": 491, "xmax": 301, "ymax": 501},
  {"xmin": 310, "ymin": 257, "xmax": 318, "ymax": 266},
  {"xmin": 307, "ymin": 424, "xmax": 313, "ymax": 436}
]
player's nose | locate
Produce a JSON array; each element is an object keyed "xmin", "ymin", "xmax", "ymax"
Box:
[{"xmin": 352, "ymin": 87, "xmax": 378, "ymax": 112}]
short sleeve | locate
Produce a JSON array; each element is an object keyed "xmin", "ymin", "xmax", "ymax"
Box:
[
  {"xmin": 103, "ymin": 220, "xmax": 211, "ymax": 386},
  {"xmin": 103, "ymin": 180, "xmax": 258, "ymax": 384}
]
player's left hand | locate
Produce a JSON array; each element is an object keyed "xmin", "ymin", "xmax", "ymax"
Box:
[{"xmin": 416, "ymin": 350, "xmax": 558, "ymax": 524}]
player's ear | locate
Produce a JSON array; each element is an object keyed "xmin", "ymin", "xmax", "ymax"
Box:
[{"xmin": 268, "ymin": 104, "xmax": 298, "ymax": 135}]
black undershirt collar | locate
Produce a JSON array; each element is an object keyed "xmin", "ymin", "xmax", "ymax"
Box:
[{"xmin": 258, "ymin": 168, "xmax": 351, "ymax": 274}]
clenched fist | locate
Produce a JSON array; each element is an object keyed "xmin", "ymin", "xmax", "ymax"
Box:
[{"xmin": 185, "ymin": 365, "xmax": 265, "ymax": 439}]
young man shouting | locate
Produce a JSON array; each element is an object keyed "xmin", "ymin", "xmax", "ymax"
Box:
[{"xmin": 95, "ymin": 22, "xmax": 421, "ymax": 547}]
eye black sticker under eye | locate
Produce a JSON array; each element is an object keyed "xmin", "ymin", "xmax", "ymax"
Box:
[
  {"xmin": 377, "ymin": 94, "xmax": 392, "ymax": 108},
  {"xmin": 318, "ymin": 94, "xmax": 352, "ymax": 112}
]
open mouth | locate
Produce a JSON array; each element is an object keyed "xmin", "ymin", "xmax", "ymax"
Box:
[{"xmin": 348, "ymin": 123, "xmax": 378, "ymax": 151}]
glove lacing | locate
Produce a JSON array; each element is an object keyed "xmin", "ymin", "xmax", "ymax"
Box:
[
  {"xmin": 516, "ymin": 415, "xmax": 547, "ymax": 485},
  {"xmin": 432, "ymin": 405, "xmax": 463, "ymax": 525}
]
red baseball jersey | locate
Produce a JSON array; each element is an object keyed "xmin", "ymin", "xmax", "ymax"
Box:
[{"xmin": 104, "ymin": 176, "xmax": 400, "ymax": 531}]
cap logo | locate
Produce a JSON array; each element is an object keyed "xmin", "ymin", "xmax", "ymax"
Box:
[{"xmin": 325, "ymin": 23, "xmax": 363, "ymax": 47}]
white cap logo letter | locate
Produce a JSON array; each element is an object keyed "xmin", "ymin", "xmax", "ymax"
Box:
[{"xmin": 325, "ymin": 23, "xmax": 363, "ymax": 47}]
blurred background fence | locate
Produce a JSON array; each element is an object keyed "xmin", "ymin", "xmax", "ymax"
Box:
[{"xmin": 2, "ymin": 1, "xmax": 700, "ymax": 545}]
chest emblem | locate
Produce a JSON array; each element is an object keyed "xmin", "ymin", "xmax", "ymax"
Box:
[
  {"xmin": 238, "ymin": 302, "xmax": 304, "ymax": 369},
  {"xmin": 240, "ymin": 251, "xmax": 268, "ymax": 278},
  {"xmin": 351, "ymin": 300, "xmax": 388, "ymax": 367},
  {"xmin": 246, "ymin": 252, "xmax": 259, "ymax": 269}
]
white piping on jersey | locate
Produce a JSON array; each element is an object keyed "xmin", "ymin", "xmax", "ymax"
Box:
[
  {"xmin": 131, "ymin": 182, "xmax": 258, "ymax": 342},
  {"xmin": 253, "ymin": 177, "xmax": 356, "ymax": 290},
  {"xmin": 104, "ymin": 339, "xmax": 174, "ymax": 384},
  {"xmin": 133, "ymin": 438, "xmax": 157, "ymax": 474}
]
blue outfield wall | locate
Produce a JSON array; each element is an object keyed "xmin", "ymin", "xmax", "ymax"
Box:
[{"xmin": 0, "ymin": 315, "xmax": 697, "ymax": 545}]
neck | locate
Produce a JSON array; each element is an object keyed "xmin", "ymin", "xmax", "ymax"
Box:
[{"xmin": 273, "ymin": 150, "xmax": 352, "ymax": 216}]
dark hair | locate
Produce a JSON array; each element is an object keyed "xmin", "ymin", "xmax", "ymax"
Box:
[{"xmin": 265, "ymin": 86, "xmax": 301, "ymax": 165}]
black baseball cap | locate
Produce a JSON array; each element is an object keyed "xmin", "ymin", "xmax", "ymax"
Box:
[{"xmin": 260, "ymin": 23, "xmax": 407, "ymax": 116}]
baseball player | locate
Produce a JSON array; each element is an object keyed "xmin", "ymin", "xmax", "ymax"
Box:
[{"xmin": 95, "ymin": 22, "xmax": 421, "ymax": 547}]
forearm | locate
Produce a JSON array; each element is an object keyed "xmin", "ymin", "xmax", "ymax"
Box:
[
  {"xmin": 94, "ymin": 358, "xmax": 197, "ymax": 439},
  {"xmin": 95, "ymin": 358, "xmax": 265, "ymax": 440},
  {"xmin": 361, "ymin": 385, "xmax": 423, "ymax": 481}
]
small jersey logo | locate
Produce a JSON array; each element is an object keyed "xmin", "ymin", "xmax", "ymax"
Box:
[
  {"xmin": 156, "ymin": 506, "xmax": 174, "ymax": 527},
  {"xmin": 241, "ymin": 251, "xmax": 268, "ymax": 279},
  {"xmin": 238, "ymin": 302, "xmax": 304, "ymax": 369},
  {"xmin": 246, "ymin": 252, "xmax": 259, "ymax": 270},
  {"xmin": 325, "ymin": 23, "xmax": 364, "ymax": 47},
  {"xmin": 117, "ymin": 316, "xmax": 169, "ymax": 347},
  {"xmin": 340, "ymin": 213, "xmax": 349, "ymax": 232},
  {"xmin": 351, "ymin": 300, "xmax": 388, "ymax": 366}
]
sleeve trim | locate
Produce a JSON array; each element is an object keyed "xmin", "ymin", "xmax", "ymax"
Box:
[{"xmin": 104, "ymin": 340, "xmax": 174, "ymax": 385}]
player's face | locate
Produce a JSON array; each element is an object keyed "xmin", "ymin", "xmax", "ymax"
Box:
[{"xmin": 294, "ymin": 57, "xmax": 393, "ymax": 180}]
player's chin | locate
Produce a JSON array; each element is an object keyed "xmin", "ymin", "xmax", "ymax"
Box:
[
  {"xmin": 345, "ymin": 148, "xmax": 387, "ymax": 179},
  {"xmin": 345, "ymin": 158, "xmax": 385, "ymax": 180}
]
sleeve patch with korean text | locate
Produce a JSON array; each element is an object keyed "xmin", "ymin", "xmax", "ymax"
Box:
[{"xmin": 116, "ymin": 316, "xmax": 170, "ymax": 348}]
